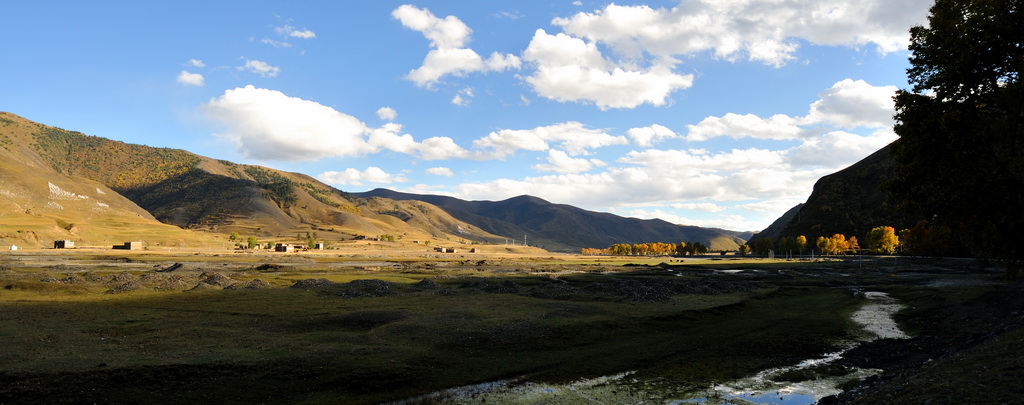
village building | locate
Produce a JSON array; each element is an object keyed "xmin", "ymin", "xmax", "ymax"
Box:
[
  {"xmin": 113, "ymin": 241, "xmax": 142, "ymax": 250},
  {"xmin": 275, "ymin": 243, "xmax": 295, "ymax": 252},
  {"xmin": 54, "ymin": 240, "xmax": 74, "ymax": 249}
]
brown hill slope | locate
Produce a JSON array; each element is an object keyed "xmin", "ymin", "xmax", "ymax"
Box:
[
  {"xmin": 0, "ymin": 112, "xmax": 501, "ymax": 246},
  {"xmin": 0, "ymin": 114, "xmax": 217, "ymax": 248}
]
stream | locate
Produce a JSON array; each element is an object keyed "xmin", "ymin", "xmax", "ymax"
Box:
[{"xmin": 391, "ymin": 291, "xmax": 910, "ymax": 405}]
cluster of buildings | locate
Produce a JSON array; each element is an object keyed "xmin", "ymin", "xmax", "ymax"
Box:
[{"xmin": 51, "ymin": 240, "xmax": 143, "ymax": 250}]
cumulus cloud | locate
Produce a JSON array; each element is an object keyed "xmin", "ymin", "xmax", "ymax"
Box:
[
  {"xmin": 787, "ymin": 129, "xmax": 897, "ymax": 167},
  {"xmin": 393, "ymin": 5, "xmax": 520, "ymax": 87},
  {"xmin": 187, "ymin": 59, "xmax": 205, "ymax": 68},
  {"xmin": 519, "ymin": 1, "xmax": 929, "ymax": 108},
  {"xmin": 802, "ymin": 79, "xmax": 898, "ymax": 129},
  {"xmin": 533, "ymin": 150, "xmax": 604, "ymax": 174},
  {"xmin": 472, "ymin": 121, "xmax": 628, "ymax": 159},
  {"xmin": 686, "ymin": 113, "xmax": 803, "ymax": 141},
  {"xmin": 417, "ymin": 136, "xmax": 471, "ymax": 160},
  {"xmin": 376, "ymin": 107, "xmax": 398, "ymax": 121},
  {"xmin": 523, "ymin": 29, "xmax": 693, "ymax": 109},
  {"xmin": 317, "ymin": 167, "xmax": 406, "ymax": 187},
  {"xmin": 627, "ymin": 124, "xmax": 676, "ymax": 147},
  {"xmin": 240, "ymin": 59, "xmax": 280, "ymax": 77},
  {"xmin": 202, "ymin": 86, "xmax": 373, "ymax": 161},
  {"xmin": 176, "ymin": 71, "xmax": 204, "ymax": 86},
  {"xmin": 686, "ymin": 79, "xmax": 898, "ymax": 141},
  {"xmin": 426, "ymin": 167, "xmax": 455, "ymax": 177},
  {"xmin": 553, "ymin": 1, "xmax": 931, "ymax": 67}
]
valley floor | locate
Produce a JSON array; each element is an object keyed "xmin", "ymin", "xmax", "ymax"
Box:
[{"xmin": 0, "ymin": 250, "xmax": 1020, "ymax": 404}]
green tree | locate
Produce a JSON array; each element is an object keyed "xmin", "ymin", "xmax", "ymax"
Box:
[
  {"xmin": 229, "ymin": 232, "xmax": 239, "ymax": 242},
  {"xmin": 247, "ymin": 236, "xmax": 259, "ymax": 249},
  {"xmin": 865, "ymin": 226, "xmax": 899, "ymax": 255},
  {"xmin": 754, "ymin": 237, "xmax": 774, "ymax": 256},
  {"xmin": 738, "ymin": 244, "xmax": 751, "ymax": 256},
  {"xmin": 888, "ymin": 0, "xmax": 1024, "ymax": 269},
  {"xmin": 816, "ymin": 236, "xmax": 828, "ymax": 256},
  {"xmin": 795, "ymin": 235, "xmax": 807, "ymax": 256}
]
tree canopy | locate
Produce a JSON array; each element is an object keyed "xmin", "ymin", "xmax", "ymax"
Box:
[{"xmin": 888, "ymin": 0, "xmax": 1023, "ymax": 265}]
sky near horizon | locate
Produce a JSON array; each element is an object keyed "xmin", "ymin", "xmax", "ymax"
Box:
[{"xmin": 0, "ymin": 1, "xmax": 934, "ymax": 232}]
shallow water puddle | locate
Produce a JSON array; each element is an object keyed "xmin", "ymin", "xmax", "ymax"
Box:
[{"xmin": 394, "ymin": 292, "xmax": 910, "ymax": 405}]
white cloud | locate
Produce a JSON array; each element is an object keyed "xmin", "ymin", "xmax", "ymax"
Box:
[
  {"xmin": 452, "ymin": 87, "xmax": 473, "ymax": 106},
  {"xmin": 241, "ymin": 59, "xmax": 280, "ymax": 77},
  {"xmin": 202, "ymin": 86, "xmax": 373, "ymax": 161},
  {"xmin": 670, "ymin": 202, "xmax": 726, "ymax": 213},
  {"xmin": 494, "ymin": 11, "xmax": 524, "ymax": 20},
  {"xmin": 426, "ymin": 167, "xmax": 454, "ymax": 177},
  {"xmin": 393, "ymin": 5, "xmax": 471, "ymax": 49},
  {"xmin": 802, "ymin": 79, "xmax": 898, "ymax": 129},
  {"xmin": 686, "ymin": 113, "xmax": 802, "ymax": 141},
  {"xmin": 187, "ymin": 59, "xmax": 205, "ymax": 68},
  {"xmin": 275, "ymin": 25, "xmax": 316, "ymax": 39},
  {"xmin": 472, "ymin": 121, "xmax": 627, "ymax": 159},
  {"xmin": 552, "ymin": 1, "xmax": 931, "ymax": 67},
  {"xmin": 393, "ymin": 5, "xmax": 520, "ymax": 87},
  {"xmin": 318, "ymin": 167, "xmax": 406, "ymax": 187},
  {"xmin": 517, "ymin": 1, "xmax": 929, "ymax": 108},
  {"xmin": 523, "ymin": 29, "xmax": 693, "ymax": 109},
  {"xmin": 787, "ymin": 129, "xmax": 897, "ymax": 167},
  {"xmin": 417, "ymin": 136, "xmax": 471, "ymax": 160},
  {"xmin": 627, "ymin": 124, "xmax": 676, "ymax": 147},
  {"xmin": 176, "ymin": 70, "xmax": 205, "ymax": 86},
  {"xmin": 367, "ymin": 122, "xmax": 417, "ymax": 155},
  {"xmin": 376, "ymin": 107, "xmax": 398, "ymax": 121},
  {"xmin": 685, "ymin": 79, "xmax": 898, "ymax": 141},
  {"xmin": 533, "ymin": 149, "xmax": 603, "ymax": 174},
  {"xmin": 261, "ymin": 38, "xmax": 292, "ymax": 48}
]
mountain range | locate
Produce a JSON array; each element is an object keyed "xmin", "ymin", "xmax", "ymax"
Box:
[
  {"xmin": 354, "ymin": 189, "xmax": 754, "ymax": 252},
  {"xmin": 0, "ymin": 112, "xmax": 753, "ymax": 252}
]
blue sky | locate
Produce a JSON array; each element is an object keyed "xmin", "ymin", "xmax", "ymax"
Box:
[{"xmin": 1, "ymin": 0, "xmax": 934, "ymax": 232}]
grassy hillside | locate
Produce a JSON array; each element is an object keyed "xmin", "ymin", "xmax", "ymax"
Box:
[
  {"xmin": 0, "ymin": 112, "xmax": 503, "ymax": 247},
  {"xmin": 0, "ymin": 114, "xmax": 224, "ymax": 248}
]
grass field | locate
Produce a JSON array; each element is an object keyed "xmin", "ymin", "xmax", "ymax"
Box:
[{"xmin": 0, "ymin": 250, "xmax": 1018, "ymax": 404}]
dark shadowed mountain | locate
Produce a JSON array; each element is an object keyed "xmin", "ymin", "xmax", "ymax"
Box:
[
  {"xmin": 354, "ymin": 189, "xmax": 753, "ymax": 253},
  {"xmin": 751, "ymin": 143, "xmax": 916, "ymax": 243}
]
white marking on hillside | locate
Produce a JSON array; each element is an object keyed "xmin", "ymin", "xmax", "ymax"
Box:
[{"xmin": 48, "ymin": 182, "xmax": 89, "ymax": 201}]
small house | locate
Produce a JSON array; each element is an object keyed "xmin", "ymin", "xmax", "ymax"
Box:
[
  {"xmin": 275, "ymin": 243, "xmax": 295, "ymax": 252},
  {"xmin": 54, "ymin": 240, "xmax": 75, "ymax": 249},
  {"xmin": 113, "ymin": 241, "xmax": 142, "ymax": 250}
]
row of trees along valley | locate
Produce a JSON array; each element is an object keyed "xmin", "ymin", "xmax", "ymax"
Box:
[
  {"xmin": 581, "ymin": 225, "xmax": 939, "ymax": 258},
  {"xmin": 581, "ymin": 241, "xmax": 710, "ymax": 256}
]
